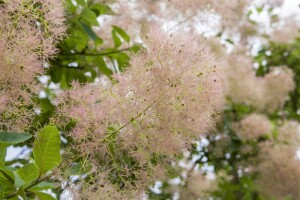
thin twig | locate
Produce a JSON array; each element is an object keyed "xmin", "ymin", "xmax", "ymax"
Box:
[{"xmin": 59, "ymin": 48, "xmax": 131, "ymax": 57}]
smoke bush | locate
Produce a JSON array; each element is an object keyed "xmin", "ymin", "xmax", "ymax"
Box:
[
  {"xmin": 56, "ymin": 28, "xmax": 223, "ymax": 196},
  {"xmin": 0, "ymin": 0, "xmax": 65, "ymax": 131}
]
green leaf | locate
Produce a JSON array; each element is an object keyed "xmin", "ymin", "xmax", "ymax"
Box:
[
  {"xmin": 63, "ymin": 28, "xmax": 89, "ymax": 52},
  {"xmin": 225, "ymin": 38, "xmax": 234, "ymax": 45},
  {"xmin": 90, "ymin": 3, "xmax": 114, "ymax": 16},
  {"xmin": 112, "ymin": 52, "xmax": 130, "ymax": 71},
  {"xmin": 0, "ymin": 167, "xmax": 15, "ymax": 184},
  {"xmin": 78, "ymin": 21, "xmax": 103, "ymax": 45},
  {"xmin": 130, "ymin": 44, "xmax": 142, "ymax": 53},
  {"xmin": 16, "ymin": 163, "xmax": 39, "ymax": 185},
  {"xmin": 33, "ymin": 126, "xmax": 62, "ymax": 175},
  {"xmin": 28, "ymin": 182, "xmax": 56, "ymax": 192},
  {"xmin": 0, "ymin": 147, "xmax": 6, "ymax": 166},
  {"xmin": 0, "ymin": 176, "xmax": 15, "ymax": 198},
  {"xmin": 0, "ymin": 132, "xmax": 32, "ymax": 147},
  {"xmin": 112, "ymin": 26, "xmax": 130, "ymax": 43},
  {"xmin": 81, "ymin": 8, "xmax": 99, "ymax": 26},
  {"xmin": 93, "ymin": 56, "xmax": 112, "ymax": 76},
  {"xmin": 17, "ymin": 186, "xmax": 26, "ymax": 200},
  {"xmin": 112, "ymin": 29, "xmax": 122, "ymax": 48},
  {"xmin": 34, "ymin": 192, "xmax": 56, "ymax": 200},
  {"xmin": 76, "ymin": 0, "xmax": 86, "ymax": 6}
]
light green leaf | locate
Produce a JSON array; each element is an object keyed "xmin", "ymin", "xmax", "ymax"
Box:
[
  {"xmin": 0, "ymin": 176, "xmax": 15, "ymax": 198},
  {"xmin": 16, "ymin": 163, "xmax": 39, "ymax": 185},
  {"xmin": 90, "ymin": 3, "xmax": 114, "ymax": 16},
  {"xmin": 0, "ymin": 132, "xmax": 31, "ymax": 147},
  {"xmin": 34, "ymin": 192, "xmax": 56, "ymax": 200},
  {"xmin": 112, "ymin": 29, "xmax": 122, "ymax": 48},
  {"xmin": 0, "ymin": 166, "xmax": 15, "ymax": 184},
  {"xmin": 76, "ymin": 0, "xmax": 87, "ymax": 6},
  {"xmin": 33, "ymin": 126, "xmax": 61, "ymax": 175},
  {"xmin": 112, "ymin": 26, "xmax": 130, "ymax": 43},
  {"xmin": 17, "ymin": 186, "xmax": 26, "ymax": 200},
  {"xmin": 81, "ymin": 8, "xmax": 99, "ymax": 26}
]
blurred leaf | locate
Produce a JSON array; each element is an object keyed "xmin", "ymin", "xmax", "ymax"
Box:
[
  {"xmin": 34, "ymin": 192, "xmax": 56, "ymax": 200},
  {"xmin": 17, "ymin": 186, "xmax": 26, "ymax": 200},
  {"xmin": 76, "ymin": 0, "xmax": 86, "ymax": 6},
  {"xmin": 78, "ymin": 21, "xmax": 103, "ymax": 45},
  {"xmin": 81, "ymin": 8, "xmax": 99, "ymax": 26},
  {"xmin": 112, "ymin": 29, "xmax": 122, "ymax": 48},
  {"xmin": 68, "ymin": 161, "xmax": 93, "ymax": 175},
  {"xmin": 112, "ymin": 26, "xmax": 130, "ymax": 43},
  {"xmin": 90, "ymin": 3, "xmax": 114, "ymax": 16}
]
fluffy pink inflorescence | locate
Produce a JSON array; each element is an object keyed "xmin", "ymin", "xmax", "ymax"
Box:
[
  {"xmin": 233, "ymin": 113, "xmax": 273, "ymax": 140},
  {"xmin": 270, "ymin": 15, "xmax": 300, "ymax": 43},
  {"xmin": 277, "ymin": 120, "xmax": 300, "ymax": 146},
  {"xmin": 223, "ymin": 51, "xmax": 295, "ymax": 113},
  {"xmin": 0, "ymin": 0, "xmax": 65, "ymax": 131},
  {"xmin": 57, "ymin": 28, "xmax": 224, "ymax": 194},
  {"xmin": 257, "ymin": 145, "xmax": 300, "ymax": 199},
  {"xmin": 255, "ymin": 120, "xmax": 300, "ymax": 199}
]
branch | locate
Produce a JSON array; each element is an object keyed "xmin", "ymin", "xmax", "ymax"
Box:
[
  {"xmin": 4, "ymin": 173, "xmax": 53, "ymax": 199},
  {"xmin": 59, "ymin": 47, "xmax": 131, "ymax": 57}
]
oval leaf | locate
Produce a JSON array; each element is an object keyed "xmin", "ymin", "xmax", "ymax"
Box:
[
  {"xmin": 33, "ymin": 126, "xmax": 61, "ymax": 175},
  {"xmin": 35, "ymin": 192, "xmax": 56, "ymax": 200},
  {"xmin": 16, "ymin": 163, "xmax": 39, "ymax": 185},
  {"xmin": 0, "ymin": 132, "xmax": 31, "ymax": 147}
]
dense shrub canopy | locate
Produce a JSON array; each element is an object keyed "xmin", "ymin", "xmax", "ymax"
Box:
[{"xmin": 1, "ymin": 0, "xmax": 300, "ymax": 199}]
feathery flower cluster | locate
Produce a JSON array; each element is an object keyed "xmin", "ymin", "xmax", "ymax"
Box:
[
  {"xmin": 0, "ymin": 0, "xmax": 65, "ymax": 131},
  {"xmin": 223, "ymin": 52, "xmax": 295, "ymax": 112},
  {"xmin": 233, "ymin": 113, "xmax": 273, "ymax": 140},
  {"xmin": 97, "ymin": 0, "xmax": 253, "ymax": 48},
  {"xmin": 277, "ymin": 120, "xmax": 300, "ymax": 146},
  {"xmin": 214, "ymin": 0, "xmax": 250, "ymax": 27},
  {"xmin": 270, "ymin": 15, "xmax": 300, "ymax": 43},
  {"xmin": 253, "ymin": 120, "xmax": 300, "ymax": 199},
  {"xmin": 179, "ymin": 170, "xmax": 214, "ymax": 200},
  {"xmin": 257, "ymin": 146, "xmax": 300, "ymax": 199},
  {"xmin": 57, "ymin": 28, "xmax": 223, "ymax": 195}
]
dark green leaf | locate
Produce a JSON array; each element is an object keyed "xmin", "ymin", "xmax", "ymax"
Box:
[{"xmin": 78, "ymin": 21, "xmax": 103, "ymax": 45}]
